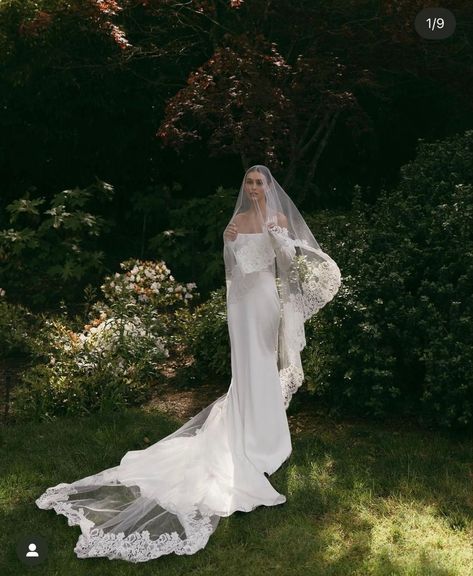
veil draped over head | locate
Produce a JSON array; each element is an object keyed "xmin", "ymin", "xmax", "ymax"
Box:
[
  {"xmin": 34, "ymin": 166, "xmax": 342, "ymax": 563},
  {"xmin": 223, "ymin": 165, "xmax": 342, "ymax": 408}
]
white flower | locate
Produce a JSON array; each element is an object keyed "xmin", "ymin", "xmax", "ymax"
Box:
[
  {"xmin": 155, "ymin": 337, "xmax": 168, "ymax": 354},
  {"xmin": 131, "ymin": 266, "xmax": 139, "ymax": 275},
  {"xmin": 184, "ymin": 293, "xmax": 193, "ymax": 299},
  {"xmin": 169, "ymin": 275, "xmax": 174, "ymax": 281},
  {"xmin": 167, "ymin": 287, "xmax": 173, "ymax": 293},
  {"xmin": 0, "ymin": 288, "xmax": 5, "ymax": 297}
]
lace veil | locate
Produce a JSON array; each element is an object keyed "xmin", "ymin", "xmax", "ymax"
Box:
[
  {"xmin": 223, "ymin": 165, "xmax": 341, "ymax": 408},
  {"xmin": 34, "ymin": 165, "xmax": 342, "ymax": 563}
]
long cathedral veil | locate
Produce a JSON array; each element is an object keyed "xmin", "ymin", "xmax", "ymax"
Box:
[
  {"xmin": 35, "ymin": 393, "xmax": 227, "ymax": 561},
  {"xmin": 36, "ymin": 165, "xmax": 341, "ymax": 562},
  {"xmin": 223, "ymin": 165, "xmax": 342, "ymax": 407}
]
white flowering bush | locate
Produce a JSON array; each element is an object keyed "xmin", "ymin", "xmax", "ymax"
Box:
[
  {"xmin": 100, "ymin": 258, "xmax": 198, "ymax": 309},
  {"xmin": 12, "ymin": 259, "xmax": 200, "ymax": 422}
]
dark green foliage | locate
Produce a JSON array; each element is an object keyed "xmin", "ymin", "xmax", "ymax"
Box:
[
  {"xmin": 0, "ymin": 297, "xmax": 38, "ymax": 359},
  {"xmin": 2, "ymin": 0, "xmax": 472, "ymax": 272},
  {"xmin": 13, "ymin": 363, "xmax": 151, "ymax": 423},
  {"xmin": 175, "ymin": 131, "xmax": 473, "ymax": 430},
  {"xmin": 9, "ymin": 257, "xmax": 193, "ymax": 422},
  {"xmin": 149, "ymin": 187, "xmax": 237, "ymax": 297},
  {"xmin": 175, "ymin": 287, "xmax": 231, "ymax": 383},
  {"xmin": 303, "ymin": 130, "xmax": 473, "ymax": 430},
  {"xmin": 0, "ymin": 179, "xmax": 114, "ymax": 309}
]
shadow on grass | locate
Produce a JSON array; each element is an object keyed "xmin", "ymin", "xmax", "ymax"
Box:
[{"xmin": 1, "ymin": 404, "xmax": 472, "ymax": 575}]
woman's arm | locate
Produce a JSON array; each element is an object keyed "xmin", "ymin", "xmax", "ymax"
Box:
[
  {"xmin": 277, "ymin": 212, "xmax": 288, "ymax": 229},
  {"xmin": 224, "ymin": 214, "xmax": 242, "ymax": 242},
  {"xmin": 267, "ymin": 212, "xmax": 288, "ymax": 231}
]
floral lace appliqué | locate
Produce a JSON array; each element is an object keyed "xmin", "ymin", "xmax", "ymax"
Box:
[
  {"xmin": 35, "ymin": 483, "xmax": 215, "ymax": 562},
  {"xmin": 295, "ymin": 258, "xmax": 341, "ymax": 320},
  {"xmin": 234, "ymin": 234, "xmax": 275, "ymax": 274},
  {"xmin": 279, "ymin": 364, "xmax": 304, "ymax": 409}
]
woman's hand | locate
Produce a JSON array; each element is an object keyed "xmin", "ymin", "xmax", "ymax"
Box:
[{"xmin": 224, "ymin": 222, "xmax": 238, "ymax": 241}]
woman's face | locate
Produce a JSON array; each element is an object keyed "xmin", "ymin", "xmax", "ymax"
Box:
[{"xmin": 244, "ymin": 171, "xmax": 267, "ymax": 203}]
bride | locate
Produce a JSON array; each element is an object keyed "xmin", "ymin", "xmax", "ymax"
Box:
[{"xmin": 35, "ymin": 165, "xmax": 341, "ymax": 562}]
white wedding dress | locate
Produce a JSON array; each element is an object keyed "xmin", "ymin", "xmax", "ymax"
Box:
[{"xmin": 35, "ymin": 232, "xmax": 293, "ymax": 562}]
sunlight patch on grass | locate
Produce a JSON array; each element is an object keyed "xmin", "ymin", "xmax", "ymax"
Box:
[
  {"xmin": 287, "ymin": 464, "xmax": 307, "ymax": 494},
  {"xmin": 309, "ymin": 456, "xmax": 337, "ymax": 494},
  {"xmin": 287, "ymin": 454, "xmax": 338, "ymax": 495},
  {"xmin": 318, "ymin": 518, "xmax": 355, "ymax": 562},
  {"xmin": 357, "ymin": 497, "xmax": 473, "ymax": 575}
]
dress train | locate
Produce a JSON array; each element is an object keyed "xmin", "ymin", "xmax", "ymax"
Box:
[{"xmin": 36, "ymin": 234, "xmax": 292, "ymax": 562}]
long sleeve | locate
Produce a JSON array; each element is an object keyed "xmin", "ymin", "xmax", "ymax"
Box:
[{"xmin": 267, "ymin": 225, "xmax": 296, "ymax": 273}]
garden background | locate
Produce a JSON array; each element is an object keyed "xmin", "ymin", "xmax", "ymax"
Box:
[{"xmin": 1, "ymin": 1, "xmax": 473, "ymax": 575}]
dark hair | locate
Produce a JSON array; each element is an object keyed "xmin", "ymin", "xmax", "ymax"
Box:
[{"xmin": 246, "ymin": 165, "xmax": 272, "ymax": 185}]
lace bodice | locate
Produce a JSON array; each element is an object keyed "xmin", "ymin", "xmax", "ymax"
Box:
[{"xmin": 233, "ymin": 233, "xmax": 276, "ymax": 274}]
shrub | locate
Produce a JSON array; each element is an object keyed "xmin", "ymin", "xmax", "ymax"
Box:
[
  {"xmin": 302, "ymin": 130, "xmax": 473, "ymax": 430},
  {"xmin": 174, "ymin": 287, "xmax": 230, "ymax": 383},
  {"xmin": 0, "ymin": 289, "xmax": 38, "ymax": 359},
  {"xmin": 149, "ymin": 186, "xmax": 237, "ymax": 297},
  {"xmin": 11, "ymin": 258, "xmax": 199, "ymax": 421},
  {"xmin": 0, "ymin": 180, "xmax": 114, "ymax": 309}
]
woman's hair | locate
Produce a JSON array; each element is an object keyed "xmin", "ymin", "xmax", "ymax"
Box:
[{"xmin": 246, "ymin": 165, "xmax": 272, "ymax": 187}]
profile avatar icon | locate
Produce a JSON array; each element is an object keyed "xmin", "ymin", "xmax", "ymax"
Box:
[
  {"xmin": 16, "ymin": 534, "xmax": 48, "ymax": 565},
  {"xmin": 26, "ymin": 543, "xmax": 39, "ymax": 557}
]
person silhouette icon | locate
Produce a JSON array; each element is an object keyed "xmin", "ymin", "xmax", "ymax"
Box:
[
  {"xmin": 26, "ymin": 543, "xmax": 39, "ymax": 557},
  {"xmin": 16, "ymin": 534, "xmax": 47, "ymax": 565}
]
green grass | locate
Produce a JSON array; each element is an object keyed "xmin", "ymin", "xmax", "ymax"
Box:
[{"xmin": 1, "ymin": 407, "xmax": 472, "ymax": 576}]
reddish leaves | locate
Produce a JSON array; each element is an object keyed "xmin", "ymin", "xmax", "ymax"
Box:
[{"xmin": 18, "ymin": 11, "xmax": 53, "ymax": 37}]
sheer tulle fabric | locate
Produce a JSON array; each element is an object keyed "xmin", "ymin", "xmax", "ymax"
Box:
[
  {"xmin": 36, "ymin": 373, "xmax": 289, "ymax": 562},
  {"xmin": 36, "ymin": 165, "xmax": 340, "ymax": 562},
  {"xmin": 36, "ymin": 237, "xmax": 291, "ymax": 562},
  {"xmin": 224, "ymin": 165, "xmax": 342, "ymax": 407}
]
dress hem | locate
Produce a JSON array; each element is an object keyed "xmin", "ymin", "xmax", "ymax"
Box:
[{"xmin": 35, "ymin": 480, "xmax": 287, "ymax": 562}]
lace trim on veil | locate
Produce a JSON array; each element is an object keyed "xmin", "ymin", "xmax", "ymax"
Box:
[
  {"xmin": 35, "ymin": 483, "xmax": 216, "ymax": 562},
  {"xmin": 226, "ymin": 225, "xmax": 341, "ymax": 409},
  {"xmin": 279, "ymin": 364, "xmax": 304, "ymax": 409},
  {"xmin": 269, "ymin": 225, "xmax": 341, "ymax": 409}
]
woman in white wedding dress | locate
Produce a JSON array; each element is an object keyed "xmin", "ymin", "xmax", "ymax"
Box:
[{"xmin": 35, "ymin": 165, "xmax": 341, "ymax": 562}]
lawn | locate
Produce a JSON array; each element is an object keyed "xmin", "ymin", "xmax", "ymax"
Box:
[{"xmin": 1, "ymin": 400, "xmax": 472, "ymax": 576}]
